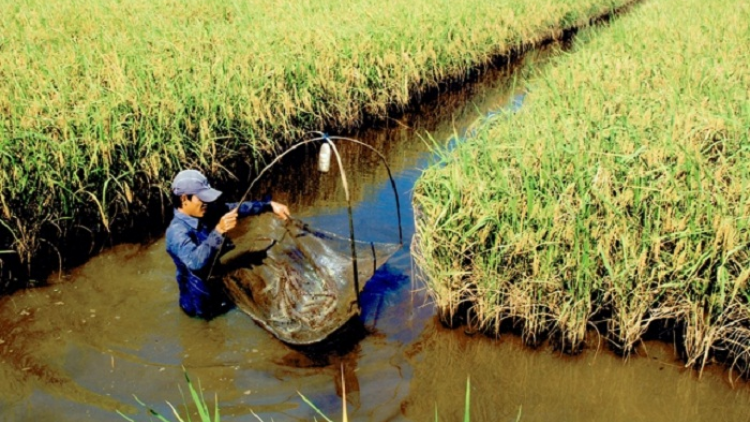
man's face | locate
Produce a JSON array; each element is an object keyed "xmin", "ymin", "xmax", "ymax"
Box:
[{"xmin": 181, "ymin": 194, "xmax": 208, "ymax": 218}]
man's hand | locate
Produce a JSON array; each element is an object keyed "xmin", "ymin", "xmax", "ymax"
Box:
[
  {"xmin": 270, "ymin": 201, "xmax": 290, "ymax": 220},
  {"xmin": 216, "ymin": 209, "xmax": 238, "ymax": 234}
]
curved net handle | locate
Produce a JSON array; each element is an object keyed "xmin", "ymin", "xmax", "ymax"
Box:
[
  {"xmin": 238, "ymin": 132, "xmax": 404, "ymax": 245},
  {"xmin": 233, "ymin": 132, "xmax": 404, "ymax": 310}
]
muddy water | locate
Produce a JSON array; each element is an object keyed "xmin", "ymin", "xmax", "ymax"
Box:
[
  {"xmin": 403, "ymin": 326, "xmax": 750, "ymax": 421},
  {"xmin": 3, "ymin": 44, "xmax": 750, "ymax": 422}
]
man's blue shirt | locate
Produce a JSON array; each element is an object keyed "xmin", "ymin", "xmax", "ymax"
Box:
[{"xmin": 166, "ymin": 200, "xmax": 270, "ymax": 319}]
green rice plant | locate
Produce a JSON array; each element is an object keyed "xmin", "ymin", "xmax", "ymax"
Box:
[
  {"xmin": 297, "ymin": 363, "xmax": 349, "ymax": 422},
  {"xmin": 413, "ymin": 0, "xmax": 750, "ymax": 370},
  {"xmin": 119, "ymin": 366, "xmax": 348, "ymax": 422},
  {"xmin": 0, "ymin": 0, "xmax": 635, "ymax": 289},
  {"xmin": 298, "ymin": 392, "xmax": 343, "ymax": 422},
  {"xmin": 464, "ymin": 377, "xmax": 470, "ymax": 422},
  {"xmin": 117, "ymin": 370, "xmax": 219, "ymax": 422},
  {"xmin": 119, "ymin": 370, "xmax": 517, "ymax": 421},
  {"xmin": 429, "ymin": 377, "xmax": 522, "ymax": 422}
]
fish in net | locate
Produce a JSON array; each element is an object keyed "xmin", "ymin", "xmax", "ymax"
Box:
[{"xmin": 223, "ymin": 213, "xmax": 401, "ymax": 345}]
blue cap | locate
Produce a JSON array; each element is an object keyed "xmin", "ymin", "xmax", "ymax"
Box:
[{"xmin": 171, "ymin": 169, "xmax": 222, "ymax": 203}]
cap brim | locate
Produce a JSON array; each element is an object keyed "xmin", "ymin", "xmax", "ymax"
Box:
[{"xmin": 195, "ymin": 188, "xmax": 222, "ymax": 203}]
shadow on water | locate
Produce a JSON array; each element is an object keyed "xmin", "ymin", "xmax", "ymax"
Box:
[{"xmin": 3, "ymin": 39, "xmax": 750, "ymax": 422}]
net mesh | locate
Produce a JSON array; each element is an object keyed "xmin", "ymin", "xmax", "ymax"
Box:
[{"xmin": 223, "ymin": 213, "xmax": 401, "ymax": 345}]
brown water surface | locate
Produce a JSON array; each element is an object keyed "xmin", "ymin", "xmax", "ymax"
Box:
[
  {"xmin": 2, "ymin": 43, "xmax": 750, "ymax": 422},
  {"xmin": 404, "ymin": 326, "xmax": 750, "ymax": 421}
]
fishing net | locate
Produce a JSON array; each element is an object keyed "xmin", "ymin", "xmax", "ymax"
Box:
[{"xmin": 223, "ymin": 213, "xmax": 401, "ymax": 345}]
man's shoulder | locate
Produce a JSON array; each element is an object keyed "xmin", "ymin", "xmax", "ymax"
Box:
[
  {"xmin": 166, "ymin": 214, "xmax": 192, "ymax": 237},
  {"xmin": 166, "ymin": 216, "xmax": 193, "ymax": 255}
]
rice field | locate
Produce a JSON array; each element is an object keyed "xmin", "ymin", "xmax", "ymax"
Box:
[
  {"xmin": 0, "ymin": 0, "xmax": 632, "ymax": 288},
  {"xmin": 412, "ymin": 0, "xmax": 750, "ymax": 372}
]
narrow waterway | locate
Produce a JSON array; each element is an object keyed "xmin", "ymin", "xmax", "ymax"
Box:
[{"xmin": 2, "ymin": 41, "xmax": 750, "ymax": 422}]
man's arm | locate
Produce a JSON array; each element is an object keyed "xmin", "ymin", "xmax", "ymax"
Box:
[
  {"xmin": 225, "ymin": 200, "xmax": 271, "ymax": 218},
  {"xmin": 226, "ymin": 200, "xmax": 290, "ymax": 220}
]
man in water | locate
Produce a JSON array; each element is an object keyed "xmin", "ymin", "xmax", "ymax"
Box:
[{"xmin": 166, "ymin": 169, "xmax": 290, "ymax": 320}]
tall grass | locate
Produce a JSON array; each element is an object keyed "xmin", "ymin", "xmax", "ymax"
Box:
[
  {"xmin": 0, "ymin": 0, "xmax": 632, "ymax": 287},
  {"xmin": 413, "ymin": 0, "xmax": 750, "ymax": 372}
]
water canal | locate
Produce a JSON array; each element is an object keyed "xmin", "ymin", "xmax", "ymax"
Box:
[{"xmin": 2, "ymin": 41, "xmax": 750, "ymax": 422}]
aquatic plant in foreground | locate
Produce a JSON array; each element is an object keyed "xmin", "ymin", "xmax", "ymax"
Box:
[
  {"xmin": 117, "ymin": 371, "xmax": 509, "ymax": 421},
  {"xmin": 117, "ymin": 371, "xmax": 219, "ymax": 422}
]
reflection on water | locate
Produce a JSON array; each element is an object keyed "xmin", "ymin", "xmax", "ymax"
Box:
[{"xmin": 3, "ymin": 42, "xmax": 750, "ymax": 422}]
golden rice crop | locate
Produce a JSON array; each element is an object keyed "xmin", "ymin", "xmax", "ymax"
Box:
[
  {"xmin": 0, "ymin": 0, "xmax": 630, "ymax": 286},
  {"xmin": 413, "ymin": 0, "xmax": 750, "ymax": 371}
]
